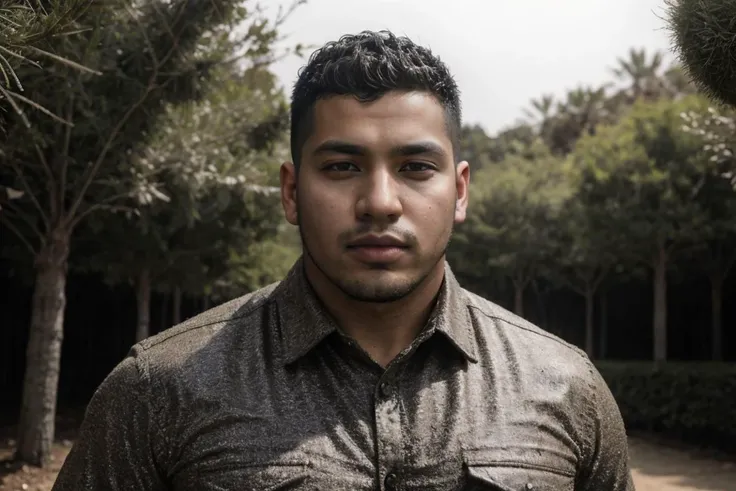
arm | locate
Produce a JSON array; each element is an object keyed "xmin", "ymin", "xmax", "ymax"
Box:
[
  {"xmin": 576, "ymin": 361, "xmax": 636, "ymax": 491},
  {"xmin": 52, "ymin": 354, "xmax": 169, "ymax": 491}
]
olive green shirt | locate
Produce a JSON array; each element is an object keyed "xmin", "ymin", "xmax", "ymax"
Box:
[{"xmin": 52, "ymin": 258, "xmax": 634, "ymax": 490}]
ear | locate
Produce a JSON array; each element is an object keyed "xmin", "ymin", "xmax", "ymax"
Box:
[
  {"xmin": 280, "ymin": 162, "xmax": 298, "ymax": 225},
  {"xmin": 454, "ymin": 160, "xmax": 470, "ymax": 223}
]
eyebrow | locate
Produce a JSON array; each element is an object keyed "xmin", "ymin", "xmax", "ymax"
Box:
[{"xmin": 312, "ymin": 140, "xmax": 448, "ymax": 159}]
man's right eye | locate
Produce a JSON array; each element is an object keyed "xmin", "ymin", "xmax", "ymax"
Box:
[{"xmin": 324, "ymin": 162, "xmax": 359, "ymax": 172}]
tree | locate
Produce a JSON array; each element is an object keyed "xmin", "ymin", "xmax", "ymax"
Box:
[
  {"xmin": 0, "ymin": 0, "xmax": 300, "ymax": 466},
  {"xmin": 548, "ymin": 190, "xmax": 622, "ymax": 358},
  {"xmin": 523, "ymin": 93, "xmax": 556, "ymax": 139},
  {"xmin": 665, "ymin": 0, "xmax": 736, "ymax": 107},
  {"xmin": 571, "ymin": 95, "xmax": 710, "ymax": 362},
  {"xmin": 76, "ymin": 62, "xmax": 289, "ymax": 342},
  {"xmin": 544, "ymin": 85, "xmax": 611, "ymax": 155},
  {"xmin": 458, "ymin": 124, "xmax": 496, "ymax": 169},
  {"xmin": 454, "ymin": 152, "xmax": 567, "ymax": 317},
  {"xmin": 680, "ymin": 104, "xmax": 736, "ymax": 360},
  {"xmin": 610, "ymin": 47, "xmax": 666, "ymax": 103}
]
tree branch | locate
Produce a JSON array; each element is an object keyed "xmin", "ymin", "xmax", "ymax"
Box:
[
  {"xmin": 592, "ymin": 265, "xmax": 610, "ymax": 292},
  {"xmin": 65, "ymin": 2, "xmax": 190, "ymax": 223},
  {"xmin": 69, "ymin": 192, "xmax": 134, "ymax": 230},
  {"xmin": 7, "ymin": 159, "xmax": 49, "ymax": 228},
  {"xmin": 0, "ymin": 213, "xmax": 37, "ymax": 255},
  {"xmin": 4, "ymin": 201, "xmax": 45, "ymax": 243},
  {"xmin": 32, "ymin": 141, "xmax": 54, "ymax": 186},
  {"xmin": 560, "ymin": 272, "xmax": 585, "ymax": 297},
  {"xmin": 59, "ymin": 93, "xmax": 75, "ymax": 214}
]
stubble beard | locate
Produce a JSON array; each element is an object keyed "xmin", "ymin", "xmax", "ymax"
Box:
[{"xmin": 296, "ymin": 202, "xmax": 453, "ymax": 304}]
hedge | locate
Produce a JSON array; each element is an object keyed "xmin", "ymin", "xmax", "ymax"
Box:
[{"xmin": 595, "ymin": 361, "xmax": 736, "ymax": 453}]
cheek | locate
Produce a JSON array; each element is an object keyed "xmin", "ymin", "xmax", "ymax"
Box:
[
  {"xmin": 299, "ymin": 186, "xmax": 350, "ymax": 236},
  {"xmin": 413, "ymin": 187, "xmax": 456, "ymax": 226}
]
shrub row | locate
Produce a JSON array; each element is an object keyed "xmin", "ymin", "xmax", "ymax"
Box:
[{"xmin": 596, "ymin": 361, "xmax": 736, "ymax": 453}]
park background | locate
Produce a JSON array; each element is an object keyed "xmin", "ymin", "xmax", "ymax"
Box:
[{"xmin": 1, "ymin": 0, "xmax": 735, "ymax": 489}]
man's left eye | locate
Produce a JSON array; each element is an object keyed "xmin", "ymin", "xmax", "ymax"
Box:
[{"xmin": 401, "ymin": 162, "xmax": 435, "ymax": 172}]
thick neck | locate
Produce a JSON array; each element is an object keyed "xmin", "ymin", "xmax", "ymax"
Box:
[{"xmin": 303, "ymin": 256, "xmax": 446, "ymax": 367}]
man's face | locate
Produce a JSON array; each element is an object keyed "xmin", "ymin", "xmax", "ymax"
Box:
[{"xmin": 281, "ymin": 91, "xmax": 469, "ymax": 303}]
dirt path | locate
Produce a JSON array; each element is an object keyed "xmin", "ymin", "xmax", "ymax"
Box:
[
  {"xmin": 629, "ymin": 437, "xmax": 736, "ymax": 491},
  {"xmin": 1, "ymin": 437, "xmax": 735, "ymax": 490}
]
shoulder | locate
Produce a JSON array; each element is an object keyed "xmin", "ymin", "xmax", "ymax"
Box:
[
  {"xmin": 138, "ymin": 281, "xmax": 280, "ymax": 356},
  {"xmin": 115, "ymin": 281, "xmax": 283, "ymax": 389},
  {"xmin": 461, "ymin": 288, "xmax": 600, "ymax": 389},
  {"xmin": 463, "ymin": 288, "xmax": 589, "ymax": 360},
  {"xmin": 460, "ymin": 288, "xmax": 621, "ymax": 457}
]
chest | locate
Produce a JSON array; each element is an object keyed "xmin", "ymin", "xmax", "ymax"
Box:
[{"xmin": 163, "ymin": 350, "xmax": 580, "ymax": 491}]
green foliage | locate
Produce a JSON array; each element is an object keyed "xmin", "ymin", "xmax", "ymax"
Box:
[
  {"xmin": 73, "ymin": 59, "xmax": 292, "ymax": 298},
  {"xmin": 211, "ymin": 224, "xmax": 301, "ymax": 301},
  {"xmin": 453, "ymin": 150, "xmax": 569, "ymax": 291},
  {"xmin": 451, "ymin": 49, "xmax": 736, "ymax": 364},
  {"xmin": 597, "ymin": 361, "xmax": 736, "ymax": 453},
  {"xmin": 1, "ymin": 0, "xmax": 251, "ymax": 253},
  {"xmin": 681, "ymin": 102, "xmax": 736, "ymax": 188},
  {"xmin": 571, "ymin": 95, "xmax": 710, "ymax": 263},
  {"xmin": 665, "ymin": 0, "xmax": 736, "ymax": 107}
]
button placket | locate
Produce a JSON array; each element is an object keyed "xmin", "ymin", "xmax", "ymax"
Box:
[{"xmin": 375, "ymin": 372, "xmax": 402, "ymax": 490}]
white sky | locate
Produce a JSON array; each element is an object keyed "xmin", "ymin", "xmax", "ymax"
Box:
[{"xmin": 268, "ymin": 0, "xmax": 675, "ymax": 135}]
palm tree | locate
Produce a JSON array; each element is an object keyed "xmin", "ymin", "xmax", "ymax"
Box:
[
  {"xmin": 524, "ymin": 94, "xmax": 556, "ymax": 127},
  {"xmin": 544, "ymin": 85, "xmax": 610, "ymax": 155},
  {"xmin": 611, "ymin": 47, "xmax": 667, "ymax": 102}
]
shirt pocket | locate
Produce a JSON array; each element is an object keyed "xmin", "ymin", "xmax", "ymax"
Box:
[
  {"xmin": 175, "ymin": 458, "xmax": 313, "ymax": 490},
  {"xmin": 462, "ymin": 447, "xmax": 576, "ymax": 491},
  {"xmin": 237, "ymin": 461, "xmax": 312, "ymax": 490}
]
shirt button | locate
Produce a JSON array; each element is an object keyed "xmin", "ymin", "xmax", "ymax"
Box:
[
  {"xmin": 385, "ymin": 471, "xmax": 399, "ymax": 490},
  {"xmin": 379, "ymin": 381, "xmax": 392, "ymax": 398}
]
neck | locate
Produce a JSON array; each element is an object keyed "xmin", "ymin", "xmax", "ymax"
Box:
[{"xmin": 304, "ymin": 257, "xmax": 446, "ymax": 367}]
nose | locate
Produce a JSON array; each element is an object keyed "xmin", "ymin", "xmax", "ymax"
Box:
[{"xmin": 354, "ymin": 168, "xmax": 403, "ymax": 223}]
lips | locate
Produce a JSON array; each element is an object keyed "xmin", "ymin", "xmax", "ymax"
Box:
[
  {"xmin": 346, "ymin": 235, "xmax": 409, "ymax": 263},
  {"xmin": 346, "ymin": 235, "xmax": 408, "ymax": 248}
]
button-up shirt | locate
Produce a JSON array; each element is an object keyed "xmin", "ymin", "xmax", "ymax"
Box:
[{"xmin": 52, "ymin": 258, "xmax": 635, "ymax": 490}]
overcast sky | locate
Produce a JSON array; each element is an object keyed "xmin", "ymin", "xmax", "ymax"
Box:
[{"xmin": 268, "ymin": 0, "xmax": 675, "ymax": 135}]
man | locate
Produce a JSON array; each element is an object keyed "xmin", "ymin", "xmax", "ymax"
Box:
[{"xmin": 53, "ymin": 30, "xmax": 635, "ymax": 490}]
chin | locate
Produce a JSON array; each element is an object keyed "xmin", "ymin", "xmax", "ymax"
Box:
[{"xmin": 335, "ymin": 270, "xmax": 424, "ymax": 303}]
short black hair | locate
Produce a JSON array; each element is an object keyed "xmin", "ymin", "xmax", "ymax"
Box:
[{"xmin": 289, "ymin": 30, "xmax": 462, "ymax": 167}]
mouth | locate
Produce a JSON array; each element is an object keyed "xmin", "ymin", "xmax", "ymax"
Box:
[{"xmin": 345, "ymin": 235, "xmax": 409, "ymax": 263}]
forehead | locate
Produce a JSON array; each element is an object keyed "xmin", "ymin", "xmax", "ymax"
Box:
[{"xmin": 305, "ymin": 91, "xmax": 452, "ymax": 154}]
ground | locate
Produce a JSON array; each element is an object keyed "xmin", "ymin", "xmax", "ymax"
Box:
[
  {"xmin": 628, "ymin": 437, "xmax": 736, "ymax": 491},
  {"xmin": 1, "ymin": 434, "xmax": 735, "ymax": 490}
]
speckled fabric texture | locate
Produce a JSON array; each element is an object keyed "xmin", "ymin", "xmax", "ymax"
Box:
[{"xmin": 52, "ymin": 258, "xmax": 635, "ymax": 490}]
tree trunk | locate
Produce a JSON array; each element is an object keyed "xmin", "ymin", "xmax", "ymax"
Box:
[
  {"xmin": 513, "ymin": 283, "xmax": 524, "ymax": 318},
  {"xmin": 709, "ymin": 272, "xmax": 724, "ymax": 362},
  {"xmin": 532, "ymin": 279, "xmax": 548, "ymax": 331},
  {"xmin": 16, "ymin": 227, "xmax": 70, "ymax": 467},
  {"xmin": 160, "ymin": 291, "xmax": 169, "ymax": 329},
  {"xmin": 598, "ymin": 290, "xmax": 608, "ymax": 360},
  {"xmin": 653, "ymin": 244, "xmax": 668, "ymax": 363},
  {"xmin": 173, "ymin": 286, "xmax": 182, "ymax": 325},
  {"xmin": 135, "ymin": 269, "xmax": 151, "ymax": 342},
  {"xmin": 584, "ymin": 286, "xmax": 595, "ymax": 359}
]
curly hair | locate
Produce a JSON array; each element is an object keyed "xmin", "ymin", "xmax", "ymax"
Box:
[{"xmin": 289, "ymin": 30, "xmax": 462, "ymax": 166}]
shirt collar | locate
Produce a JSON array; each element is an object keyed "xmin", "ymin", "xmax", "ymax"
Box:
[{"xmin": 275, "ymin": 256, "xmax": 478, "ymax": 365}]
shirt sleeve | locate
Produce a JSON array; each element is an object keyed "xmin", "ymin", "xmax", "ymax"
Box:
[
  {"xmin": 577, "ymin": 360, "xmax": 636, "ymax": 490},
  {"xmin": 51, "ymin": 353, "xmax": 168, "ymax": 491}
]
